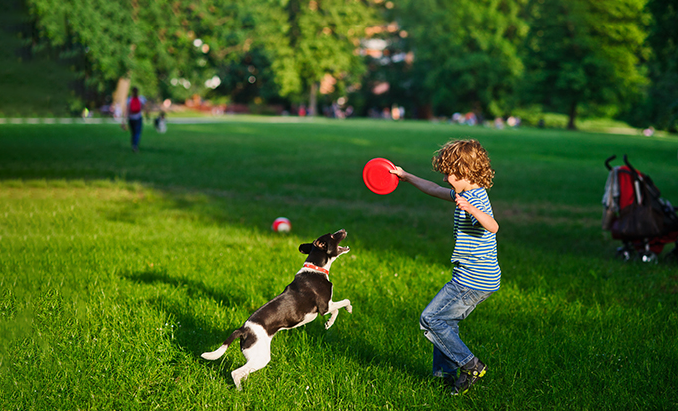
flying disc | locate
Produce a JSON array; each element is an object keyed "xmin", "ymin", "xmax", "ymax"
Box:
[{"xmin": 363, "ymin": 158, "xmax": 399, "ymax": 195}]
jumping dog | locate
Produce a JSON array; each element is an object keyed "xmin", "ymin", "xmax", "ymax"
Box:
[{"xmin": 201, "ymin": 229, "xmax": 352, "ymax": 390}]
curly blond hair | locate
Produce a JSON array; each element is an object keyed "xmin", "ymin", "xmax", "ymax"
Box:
[{"xmin": 432, "ymin": 139, "xmax": 495, "ymax": 189}]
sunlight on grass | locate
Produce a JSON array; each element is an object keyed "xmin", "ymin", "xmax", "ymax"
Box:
[{"xmin": 1, "ymin": 119, "xmax": 677, "ymax": 409}]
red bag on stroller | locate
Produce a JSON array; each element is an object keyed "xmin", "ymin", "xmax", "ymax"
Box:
[{"xmin": 602, "ymin": 155, "xmax": 678, "ymax": 262}]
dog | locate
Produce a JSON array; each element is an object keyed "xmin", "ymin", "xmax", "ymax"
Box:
[{"xmin": 201, "ymin": 229, "xmax": 352, "ymax": 390}]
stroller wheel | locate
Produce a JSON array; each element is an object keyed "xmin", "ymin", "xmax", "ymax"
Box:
[
  {"xmin": 640, "ymin": 251, "xmax": 658, "ymax": 264},
  {"xmin": 615, "ymin": 246, "xmax": 634, "ymax": 262}
]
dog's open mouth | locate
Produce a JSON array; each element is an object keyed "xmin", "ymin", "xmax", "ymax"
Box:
[{"xmin": 333, "ymin": 229, "xmax": 349, "ymax": 254}]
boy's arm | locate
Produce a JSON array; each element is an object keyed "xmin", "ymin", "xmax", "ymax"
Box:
[
  {"xmin": 454, "ymin": 194, "xmax": 499, "ymax": 233},
  {"xmin": 390, "ymin": 167, "xmax": 454, "ymax": 201}
]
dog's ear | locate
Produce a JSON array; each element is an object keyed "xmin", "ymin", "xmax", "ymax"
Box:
[
  {"xmin": 299, "ymin": 243, "xmax": 313, "ymax": 254},
  {"xmin": 312, "ymin": 239, "xmax": 327, "ymax": 251}
]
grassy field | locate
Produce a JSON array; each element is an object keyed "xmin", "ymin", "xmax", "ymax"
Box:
[{"xmin": 1, "ymin": 118, "xmax": 677, "ymax": 410}]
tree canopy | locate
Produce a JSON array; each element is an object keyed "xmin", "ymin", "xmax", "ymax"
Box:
[
  {"xmin": 27, "ymin": 0, "xmax": 258, "ymax": 99},
  {"xmin": 257, "ymin": 0, "xmax": 377, "ymax": 114},
  {"xmin": 398, "ymin": 0, "xmax": 529, "ymax": 118},
  {"xmin": 23, "ymin": 0, "xmax": 676, "ymax": 130},
  {"xmin": 519, "ymin": 0, "xmax": 650, "ymax": 129},
  {"xmin": 632, "ymin": 0, "xmax": 678, "ymax": 131}
]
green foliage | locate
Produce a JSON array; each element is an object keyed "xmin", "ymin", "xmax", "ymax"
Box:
[
  {"xmin": 625, "ymin": 0, "xmax": 678, "ymax": 131},
  {"xmin": 261, "ymin": 0, "xmax": 378, "ymax": 104},
  {"xmin": 398, "ymin": 0, "xmax": 529, "ymax": 117},
  {"xmin": 520, "ymin": 0, "xmax": 650, "ymax": 129},
  {"xmin": 208, "ymin": 48, "xmax": 283, "ymax": 105},
  {"xmin": 16, "ymin": 0, "xmax": 678, "ymax": 130},
  {"xmin": 26, "ymin": 0, "xmax": 253, "ymax": 100},
  {"xmin": 0, "ymin": 0, "xmax": 77, "ymax": 117},
  {"xmin": 25, "ymin": 0, "xmax": 378, "ymax": 108}
]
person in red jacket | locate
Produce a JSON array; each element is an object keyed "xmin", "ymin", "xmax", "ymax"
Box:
[{"xmin": 126, "ymin": 87, "xmax": 147, "ymax": 152}]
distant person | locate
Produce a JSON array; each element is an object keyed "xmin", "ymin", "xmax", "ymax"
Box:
[
  {"xmin": 154, "ymin": 111, "xmax": 167, "ymax": 133},
  {"xmin": 391, "ymin": 104, "xmax": 401, "ymax": 120},
  {"xmin": 382, "ymin": 106, "xmax": 391, "ymax": 119},
  {"xmin": 113, "ymin": 103, "xmax": 123, "ymax": 120},
  {"xmin": 126, "ymin": 87, "xmax": 146, "ymax": 152},
  {"xmin": 389, "ymin": 139, "xmax": 500, "ymax": 395}
]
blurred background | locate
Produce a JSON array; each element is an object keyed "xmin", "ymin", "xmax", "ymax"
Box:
[{"xmin": 1, "ymin": 0, "xmax": 676, "ymax": 132}]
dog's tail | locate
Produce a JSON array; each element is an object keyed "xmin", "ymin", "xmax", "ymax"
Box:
[{"xmin": 200, "ymin": 328, "xmax": 245, "ymax": 361}]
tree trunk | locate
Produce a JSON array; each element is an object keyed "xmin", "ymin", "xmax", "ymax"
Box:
[
  {"xmin": 308, "ymin": 82, "xmax": 318, "ymax": 117},
  {"xmin": 417, "ymin": 103, "xmax": 433, "ymax": 119},
  {"xmin": 113, "ymin": 78, "xmax": 131, "ymax": 119},
  {"xmin": 567, "ymin": 100, "xmax": 578, "ymax": 130}
]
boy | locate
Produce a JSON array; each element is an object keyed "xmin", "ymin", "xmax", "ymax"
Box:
[{"xmin": 390, "ymin": 139, "xmax": 500, "ymax": 395}]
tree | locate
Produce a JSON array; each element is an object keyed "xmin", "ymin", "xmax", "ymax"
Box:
[
  {"xmin": 520, "ymin": 0, "xmax": 650, "ymax": 129},
  {"xmin": 26, "ymin": 0, "xmax": 253, "ymax": 105},
  {"xmin": 260, "ymin": 0, "xmax": 378, "ymax": 115},
  {"xmin": 629, "ymin": 0, "xmax": 678, "ymax": 131},
  {"xmin": 398, "ymin": 0, "xmax": 529, "ymax": 118}
]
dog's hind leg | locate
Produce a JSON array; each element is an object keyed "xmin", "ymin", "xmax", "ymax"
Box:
[
  {"xmin": 324, "ymin": 299, "xmax": 352, "ymax": 330},
  {"xmin": 231, "ymin": 323, "xmax": 272, "ymax": 391}
]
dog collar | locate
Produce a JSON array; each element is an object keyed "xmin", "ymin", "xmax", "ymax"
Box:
[{"xmin": 303, "ymin": 262, "xmax": 329, "ymax": 275}]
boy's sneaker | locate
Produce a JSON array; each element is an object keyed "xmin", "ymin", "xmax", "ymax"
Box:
[
  {"xmin": 451, "ymin": 358, "xmax": 486, "ymax": 395},
  {"xmin": 442, "ymin": 373, "xmax": 457, "ymax": 388}
]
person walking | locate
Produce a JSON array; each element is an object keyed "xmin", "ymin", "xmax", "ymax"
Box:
[{"xmin": 126, "ymin": 87, "xmax": 146, "ymax": 152}]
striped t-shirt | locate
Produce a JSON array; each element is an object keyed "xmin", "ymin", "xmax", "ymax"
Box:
[{"xmin": 450, "ymin": 188, "xmax": 501, "ymax": 292}]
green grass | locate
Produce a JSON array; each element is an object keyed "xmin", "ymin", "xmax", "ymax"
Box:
[{"xmin": 1, "ymin": 118, "xmax": 677, "ymax": 410}]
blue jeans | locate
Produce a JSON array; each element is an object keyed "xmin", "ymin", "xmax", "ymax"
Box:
[
  {"xmin": 129, "ymin": 118, "xmax": 143, "ymax": 149},
  {"xmin": 420, "ymin": 279, "xmax": 493, "ymax": 378}
]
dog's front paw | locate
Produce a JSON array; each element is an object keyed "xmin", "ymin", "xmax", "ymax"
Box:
[
  {"xmin": 325, "ymin": 319, "xmax": 335, "ymax": 330},
  {"xmin": 346, "ymin": 303, "xmax": 353, "ymax": 314}
]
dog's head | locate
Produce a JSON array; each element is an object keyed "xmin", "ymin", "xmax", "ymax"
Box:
[{"xmin": 299, "ymin": 229, "xmax": 349, "ymax": 270}]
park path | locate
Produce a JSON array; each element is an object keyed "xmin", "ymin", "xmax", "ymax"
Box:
[{"xmin": 0, "ymin": 116, "xmax": 310, "ymax": 125}]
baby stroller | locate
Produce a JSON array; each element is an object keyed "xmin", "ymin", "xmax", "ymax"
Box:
[{"xmin": 602, "ymin": 155, "xmax": 678, "ymax": 262}]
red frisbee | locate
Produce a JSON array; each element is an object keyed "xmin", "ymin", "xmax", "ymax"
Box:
[{"xmin": 363, "ymin": 158, "xmax": 399, "ymax": 195}]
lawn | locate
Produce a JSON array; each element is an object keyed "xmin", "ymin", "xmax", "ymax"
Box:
[{"xmin": 1, "ymin": 118, "xmax": 677, "ymax": 410}]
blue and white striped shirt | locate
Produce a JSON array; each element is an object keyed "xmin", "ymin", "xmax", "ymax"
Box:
[{"xmin": 450, "ymin": 188, "xmax": 501, "ymax": 292}]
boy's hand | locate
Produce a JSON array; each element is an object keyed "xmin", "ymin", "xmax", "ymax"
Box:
[
  {"xmin": 455, "ymin": 193, "xmax": 499, "ymax": 233},
  {"xmin": 389, "ymin": 166, "xmax": 405, "ymax": 179},
  {"xmin": 454, "ymin": 193, "xmax": 472, "ymax": 211}
]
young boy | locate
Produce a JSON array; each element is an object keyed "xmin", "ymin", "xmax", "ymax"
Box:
[{"xmin": 390, "ymin": 139, "xmax": 500, "ymax": 395}]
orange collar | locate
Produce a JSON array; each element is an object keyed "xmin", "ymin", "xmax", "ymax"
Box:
[{"xmin": 303, "ymin": 262, "xmax": 329, "ymax": 275}]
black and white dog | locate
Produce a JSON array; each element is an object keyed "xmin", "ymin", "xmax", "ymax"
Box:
[{"xmin": 201, "ymin": 229, "xmax": 352, "ymax": 390}]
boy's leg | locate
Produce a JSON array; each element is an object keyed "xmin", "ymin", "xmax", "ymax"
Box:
[
  {"xmin": 433, "ymin": 345, "xmax": 458, "ymax": 381},
  {"xmin": 420, "ymin": 280, "xmax": 492, "ymax": 370}
]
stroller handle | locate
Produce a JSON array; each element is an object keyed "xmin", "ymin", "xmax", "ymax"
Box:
[
  {"xmin": 605, "ymin": 155, "xmax": 617, "ymax": 170},
  {"xmin": 605, "ymin": 154, "xmax": 640, "ymax": 178},
  {"xmin": 623, "ymin": 154, "xmax": 641, "ymax": 180}
]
